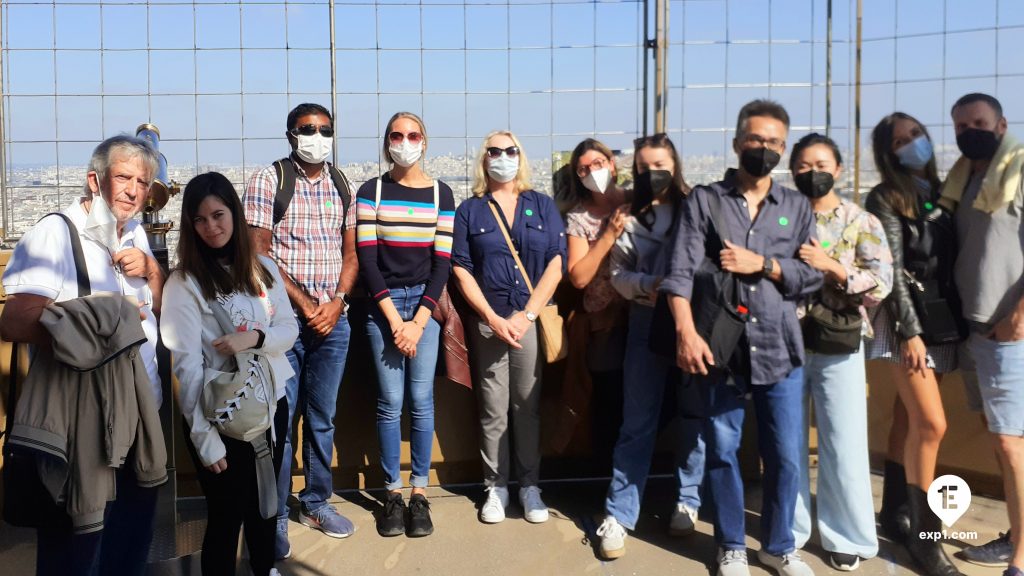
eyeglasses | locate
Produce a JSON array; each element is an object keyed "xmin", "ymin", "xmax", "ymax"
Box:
[
  {"xmin": 576, "ymin": 156, "xmax": 610, "ymax": 178},
  {"xmin": 289, "ymin": 124, "xmax": 334, "ymax": 138},
  {"xmin": 740, "ymin": 133, "xmax": 786, "ymax": 151},
  {"xmin": 486, "ymin": 146, "xmax": 520, "ymax": 159},
  {"xmin": 389, "ymin": 131, "xmax": 424, "ymax": 144}
]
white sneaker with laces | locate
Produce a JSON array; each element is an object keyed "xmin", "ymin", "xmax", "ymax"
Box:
[
  {"xmin": 718, "ymin": 548, "xmax": 752, "ymax": 576},
  {"xmin": 519, "ymin": 485, "xmax": 549, "ymax": 523},
  {"xmin": 596, "ymin": 516, "xmax": 627, "ymax": 560},
  {"xmin": 479, "ymin": 485, "xmax": 509, "ymax": 524},
  {"xmin": 757, "ymin": 549, "xmax": 815, "ymax": 576},
  {"xmin": 669, "ymin": 503, "xmax": 698, "ymax": 536}
]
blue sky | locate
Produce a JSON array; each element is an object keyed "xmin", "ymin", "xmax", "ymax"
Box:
[{"xmin": 2, "ymin": 0, "xmax": 1024, "ymax": 181}]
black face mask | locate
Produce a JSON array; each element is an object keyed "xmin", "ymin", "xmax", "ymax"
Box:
[
  {"xmin": 631, "ymin": 169, "xmax": 673, "ymax": 216},
  {"xmin": 956, "ymin": 128, "xmax": 1001, "ymax": 161},
  {"xmin": 739, "ymin": 147, "xmax": 781, "ymax": 178},
  {"xmin": 794, "ymin": 170, "xmax": 834, "ymax": 199}
]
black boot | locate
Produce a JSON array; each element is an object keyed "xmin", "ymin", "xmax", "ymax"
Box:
[
  {"xmin": 906, "ymin": 486, "xmax": 964, "ymax": 576},
  {"xmin": 879, "ymin": 460, "xmax": 911, "ymax": 543}
]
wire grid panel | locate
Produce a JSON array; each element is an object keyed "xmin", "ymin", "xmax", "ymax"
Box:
[{"xmin": 0, "ymin": 0, "xmax": 647, "ymax": 241}]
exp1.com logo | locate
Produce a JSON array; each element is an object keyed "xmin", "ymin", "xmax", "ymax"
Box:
[{"xmin": 921, "ymin": 475, "xmax": 979, "ymax": 541}]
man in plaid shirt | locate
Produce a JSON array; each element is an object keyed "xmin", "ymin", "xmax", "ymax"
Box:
[{"xmin": 243, "ymin": 103, "xmax": 358, "ymax": 559}]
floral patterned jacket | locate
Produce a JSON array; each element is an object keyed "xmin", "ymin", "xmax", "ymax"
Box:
[{"xmin": 806, "ymin": 198, "xmax": 895, "ymax": 339}]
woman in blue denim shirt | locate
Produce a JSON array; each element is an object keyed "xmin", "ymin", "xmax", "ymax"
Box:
[{"xmin": 451, "ymin": 130, "xmax": 566, "ymax": 525}]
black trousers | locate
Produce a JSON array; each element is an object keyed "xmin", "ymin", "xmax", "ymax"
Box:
[{"xmin": 184, "ymin": 396, "xmax": 287, "ymax": 576}]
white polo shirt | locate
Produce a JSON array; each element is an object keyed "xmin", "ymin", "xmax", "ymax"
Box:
[{"xmin": 3, "ymin": 200, "xmax": 162, "ymax": 406}]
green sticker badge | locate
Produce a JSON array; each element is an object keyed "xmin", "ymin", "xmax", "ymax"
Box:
[
  {"xmin": 924, "ymin": 202, "xmax": 934, "ymax": 211},
  {"xmin": 408, "ymin": 208, "xmax": 416, "ymax": 215},
  {"xmin": 525, "ymin": 209, "xmax": 534, "ymax": 216},
  {"xmin": 325, "ymin": 200, "xmax": 334, "ymax": 208},
  {"xmin": 821, "ymin": 240, "xmax": 831, "ymax": 248},
  {"xmin": 778, "ymin": 216, "xmax": 789, "ymax": 227}
]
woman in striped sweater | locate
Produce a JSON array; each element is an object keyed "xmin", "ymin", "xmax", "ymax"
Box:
[{"xmin": 356, "ymin": 111, "xmax": 456, "ymax": 538}]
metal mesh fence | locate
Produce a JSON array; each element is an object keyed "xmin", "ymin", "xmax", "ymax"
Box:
[{"xmin": 2, "ymin": 0, "xmax": 1023, "ymax": 243}]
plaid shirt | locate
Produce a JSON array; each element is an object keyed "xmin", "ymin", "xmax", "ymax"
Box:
[{"xmin": 243, "ymin": 157, "xmax": 357, "ymax": 305}]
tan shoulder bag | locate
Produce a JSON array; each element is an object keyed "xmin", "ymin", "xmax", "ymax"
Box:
[{"xmin": 487, "ymin": 202, "xmax": 567, "ymax": 363}]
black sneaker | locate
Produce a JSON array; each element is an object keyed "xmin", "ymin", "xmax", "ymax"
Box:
[
  {"xmin": 377, "ymin": 492, "xmax": 406, "ymax": 537},
  {"xmin": 829, "ymin": 552, "xmax": 861, "ymax": 572},
  {"xmin": 407, "ymin": 494, "xmax": 434, "ymax": 538},
  {"xmin": 957, "ymin": 531, "xmax": 1012, "ymax": 567}
]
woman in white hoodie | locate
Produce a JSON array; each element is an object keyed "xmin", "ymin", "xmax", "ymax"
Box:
[{"xmin": 162, "ymin": 172, "xmax": 297, "ymax": 576}]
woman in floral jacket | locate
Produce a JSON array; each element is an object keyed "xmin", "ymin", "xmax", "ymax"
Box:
[{"xmin": 788, "ymin": 133, "xmax": 894, "ymax": 572}]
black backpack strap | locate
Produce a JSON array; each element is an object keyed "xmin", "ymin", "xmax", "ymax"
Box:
[
  {"xmin": 271, "ymin": 158, "xmax": 352, "ymax": 228},
  {"xmin": 272, "ymin": 159, "xmax": 297, "ymax": 226},
  {"xmin": 42, "ymin": 212, "xmax": 91, "ymax": 297},
  {"xmin": 1, "ymin": 340, "xmax": 18, "ymax": 442},
  {"xmin": 327, "ymin": 164, "xmax": 352, "ymax": 228}
]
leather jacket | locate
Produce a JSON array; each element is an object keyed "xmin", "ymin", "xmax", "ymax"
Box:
[{"xmin": 865, "ymin": 183, "xmax": 958, "ymax": 341}]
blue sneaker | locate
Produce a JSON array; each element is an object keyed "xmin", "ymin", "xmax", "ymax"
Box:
[
  {"xmin": 275, "ymin": 517, "xmax": 291, "ymax": 560},
  {"xmin": 299, "ymin": 505, "xmax": 356, "ymax": 539}
]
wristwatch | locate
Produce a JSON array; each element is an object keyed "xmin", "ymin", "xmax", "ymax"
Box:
[
  {"xmin": 525, "ymin": 310, "xmax": 538, "ymax": 322},
  {"xmin": 333, "ymin": 291, "xmax": 351, "ymax": 315},
  {"xmin": 762, "ymin": 256, "xmax": 775, "ymax": 277}
]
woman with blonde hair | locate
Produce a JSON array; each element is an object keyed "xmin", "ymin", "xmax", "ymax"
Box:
[
  {"xmin": 356, "ymin": 111, "xmax": 455, "ymax": 538},
  {"xmin": 451, "ymin": 130, "xmax": 566, "ymax": 524}
]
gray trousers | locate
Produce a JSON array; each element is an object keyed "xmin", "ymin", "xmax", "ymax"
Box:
[{"xmin": 468, "ymin": 319, "xmax": 543, "ymax": 488}]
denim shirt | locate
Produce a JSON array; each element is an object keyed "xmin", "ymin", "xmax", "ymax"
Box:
[
  {"xmin": 451, "ymin": 190, "xmax": 567, "ymax": 318},
  {"xmin": 660, "ymin": 176, "xmax": 824, "ymax": 385}
]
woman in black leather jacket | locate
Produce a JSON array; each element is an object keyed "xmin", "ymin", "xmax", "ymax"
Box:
[{"xmin": 865, "ymin": 112, "xmax": 962, "ymax": 576}]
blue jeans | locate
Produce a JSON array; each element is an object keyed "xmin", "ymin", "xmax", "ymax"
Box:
[
  {"xmin": 277, "ymin": 314, "xmax": 351, "ymax": 518},
  {"xmin": 36, "ymin": 453, "xmax": 158, "ymax": 576},
  {"xmin": 605, "ymin": 303, "xmax": 706, "ymax": 530},
  {"xmin": 793, "ymin": 347, "xmax": 878, "ymax": 558},
  {"xmin": 703, "ymin": 367, "xmax": 804, "ymax": 556},
  {"xmin": 366, "ymin": 284, "xmax": 440, "ymax": 490},
  {"xmin": 968, "ymin": 333, "xmax": 1024, "ymax": 436}
]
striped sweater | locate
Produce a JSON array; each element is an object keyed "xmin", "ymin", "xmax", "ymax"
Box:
[{"xmin": 356, "ymin": 174, "xmax": 456, "ymax": 312}]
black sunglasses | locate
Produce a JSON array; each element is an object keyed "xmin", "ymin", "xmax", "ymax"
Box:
[
  {"xmin": 289, "ymin": 124, "xmax": 334, "ymax": 138},
  {"xmin": 486, "ymin": 146, "xmax": 520, "ymax": 159}
]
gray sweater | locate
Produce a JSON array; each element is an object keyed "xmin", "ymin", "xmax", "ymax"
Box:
[{"xmin": 9, "ymin": 293, "xmax": 167, "ymax": 533}]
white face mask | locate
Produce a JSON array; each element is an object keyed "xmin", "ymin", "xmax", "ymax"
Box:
[
  {"xmin": 582, "ymin": 167, "xmax": 611, "ymax": 195},
  {"xmin": 487, "ymin": 155, "xmax": 520, "ymax": 183},
  {"xmin": 295, "ymin": 133, "xmax": 332, "ymax": 164},
  {"xmin": 389, "ymin": 139, "xmax": 423, "ymax": 168},
  {"xmin": 84, "ymin": 189, "xmax": 121, "ymax": 252}
]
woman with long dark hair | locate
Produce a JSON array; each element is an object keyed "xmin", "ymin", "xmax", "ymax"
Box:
[
  {"xmin": 162, "ymin": 172, "xmax": 297, "ymax": 576},
  {"xmin": 596, "ymin": 134, "xmax": 704, "ymax": 560},
  {"xmin": 356, "ymin": 111, "xmax": 454, "ymax": 538},
  {"xmin": 866, "ymin": 113, "xmax": 963, "ymax": 576}
]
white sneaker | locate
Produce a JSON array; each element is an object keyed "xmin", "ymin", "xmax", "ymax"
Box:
[
  {"xmin": 669, "ymin": 503, "xmax": 698, "ymax": 536},
  {"xmin": 519, "ymin": 485, "xmax": 549, "ymax": 523},
  {"xmin": 479, "ymin": 485, "xmax": 509, "ymax": 524},
  {"xmin": 718, "ymin": 548, "xmax": 751, "ymax": 576},
  {"xmin": 596, "ymin": 516, "xmax": 627, "ymax": 560},
  {"xmin": 757, "ymin": 549, "xmax": 815, "ymax": 576}
]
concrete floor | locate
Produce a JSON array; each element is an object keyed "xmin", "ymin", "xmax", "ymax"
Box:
[{"xmin": 0, "ymin": 473, "xmax": 1012, "ymax": 576}]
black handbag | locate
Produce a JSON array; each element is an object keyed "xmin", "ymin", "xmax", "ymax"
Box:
[
  {"xmin": 901, "ymin": 204, "xmax": 967, "ymax": 346},
  {"xmin": 802, "ymin": 302, "xmax": 863, "ymax": 355},
  {"xmin": 2, "ymin": 213, "xmax": 89, "ymax": 529},
  {"xmin": 649, "ymin": 188, "xmax": 747, "ymax": 374}
]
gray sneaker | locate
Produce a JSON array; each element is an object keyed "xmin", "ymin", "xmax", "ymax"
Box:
[
  {"xmin": 718, "ymin": 548, "xmax": 751, "ymax": 576},
  {"xmin": 669, "ymin": 504, "xmax": 698, "ymax": 536},
  {"xmin": 757, "ymin": 549, "xmax": 815, "ymax": 576}
]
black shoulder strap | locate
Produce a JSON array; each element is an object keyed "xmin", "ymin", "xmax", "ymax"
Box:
[
  {"xmin": 327, "ymin": 164, "xmax": 353, "ymax": 228},
  {"xmin": 272, "ymin": 158, "xmax": 352, "ymax": 228},
  {"xmin": 42, "ymin": 212, "xmax": 91, "ymax": 297},
  {"xmin": 272, "ymin": 159, "xmax": 296, "ymax": 226},
  {"xmin": 4, "ymin": 213, "xmax": 89, "ymax": 439}
]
